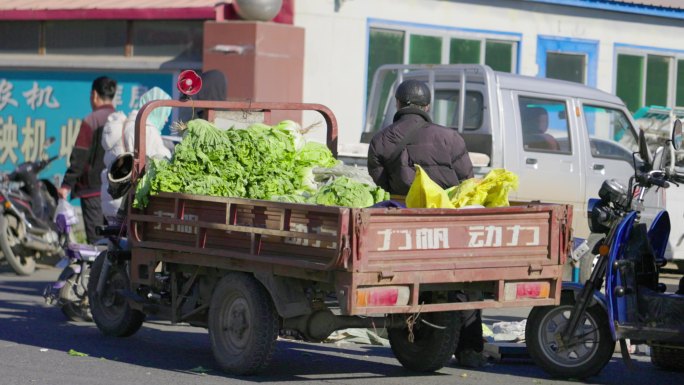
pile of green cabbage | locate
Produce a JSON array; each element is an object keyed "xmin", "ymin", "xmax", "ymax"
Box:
[{"xmin": 134, "ymin": 119, "xmax": 388, "ymax": 208}]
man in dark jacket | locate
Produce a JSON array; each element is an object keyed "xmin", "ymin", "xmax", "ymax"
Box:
[
  {"xmin": 367, "ymin": 79, "xmax": 473, "ymax": 195},
  {"xmin": 58, "ymin": 76, "xmax": 117, "ymax": 243},
  {"xmin": 367, "ymin": 79, "xmax": 486, "ymax": 368}
]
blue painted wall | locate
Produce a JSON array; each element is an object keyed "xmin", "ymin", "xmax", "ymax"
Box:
[{"xmin": 0, "ymin": 70, "xmax": 174, "ymax": 189}]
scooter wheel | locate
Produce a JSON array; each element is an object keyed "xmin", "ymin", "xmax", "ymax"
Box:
[
  {"xmin": 88, "ymin": 251, "xmax": 144, "ymax": 337},
  {"xmin": 59, "ymin": 274, "xmax": 93, "ymax": 322},
  {"xmin": 526, "ymin": 299, "xmax": 615, "ymax": 379},
  {"xmin": 0, "ymin": 214, "xmax": 35, "ymax": 276}
]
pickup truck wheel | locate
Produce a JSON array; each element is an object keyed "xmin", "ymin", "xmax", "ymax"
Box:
[
  {"xmin": 525, "ymin": 301, "xmax": 614, "ymax": 379},
  {"xmin": 208, "ymin": 273, "xmax": 279, "ymax": 375},
  {"xmin": 0, "ymin": 214, "xmax": 36, "ymax": 276},
  {"xmin": 387, "ymin": 311, "xmax": 461, "ymax": 372},
  {"xmin": 651, "ymin": 344, "xmax": 684, "ymax": 371},
  {"xmin": 88, "ymin": 252, "xmax": 144, "ymax": 337}
]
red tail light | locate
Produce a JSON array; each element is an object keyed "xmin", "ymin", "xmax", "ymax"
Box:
[{"xmin": 356, "ymin": 286, "xmax": 410, "ymax": 307}]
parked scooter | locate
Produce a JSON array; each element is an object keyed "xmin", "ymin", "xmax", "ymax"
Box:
[
  {"xmin": 43, "ymin": 199, "xmax": 105, "ymax": 322},
  {"xmin": 525, "ymin": 120, "xmax": 684, "ymax": 378},
  {"xmin": 0, "ymin": 137, "xmax": 62, "ymax": 275}
]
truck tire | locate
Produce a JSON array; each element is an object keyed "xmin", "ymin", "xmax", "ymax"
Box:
[
  {"xmin": 88, "ymin": 251, "xmax": 144, "ymax": 337},
  {"xmin": 208, "ymin": 273, "xmax": 279, "ymax": 375},
  {"xmin": 387, "ymin": 310, "xmax": 461, "ymax": 372},
  {"xmin": 651, "ymin": 344, "xmax": 684, "ymax": 371},
  {"xmin": 0, "ymin": 214, "xmax": 36, "ymax": 276},
  {"xmin": 526, "ymin": 300, "xmax": 614, "ymax": 379}
]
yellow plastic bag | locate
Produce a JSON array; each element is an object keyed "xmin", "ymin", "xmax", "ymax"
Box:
[
  {"xmin": 406, "ymin": 165, "xmax": 454, "ymax": 208},
  {"xmin": 446, "ymin": 178, "xmax": 487, "ymax": 208},
  {"xmin": 481, "ymin": 168, "xmax": 519, "ymax": 207},
  {"xmin": 448, "ymin": 168, "xmax": 519, "ymax": 208}
]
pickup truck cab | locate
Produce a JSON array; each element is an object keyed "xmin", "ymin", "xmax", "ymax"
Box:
[{"xmin": 355, "ymin": 64, "xmax": 663, "ymax": 245}]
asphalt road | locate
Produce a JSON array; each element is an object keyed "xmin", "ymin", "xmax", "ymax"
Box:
[{"xmin": 0, "ymin": 264, "xmax": 682, "ymax": 385}]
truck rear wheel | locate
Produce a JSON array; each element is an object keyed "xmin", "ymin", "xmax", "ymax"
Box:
[
  {"xmin": 651, "ymin": 344, "xmax": 684, "ymax": 371},
  {"xmin": 208, "ymin": 273, "xmax": 279, "ymax": 375},
  {"xmin": 88, "ymin": 252, "xmax": 144, "ymax": 337},
  {"xmin": 388, "ymin": 310, "xmax": 461, "ymax": 372}
]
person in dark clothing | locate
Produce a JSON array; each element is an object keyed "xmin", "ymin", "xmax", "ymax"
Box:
[
  {"xmin": 367, "ymin": 79, "xmax": 486, "ymax": 368},
  {"xmin": 58, "ymin": 76, "xmax": 117, "ymax": 244},
  {"xmin": 367, "ymin": 79, "xmax": 473, "ymax": 195},
  {"xmin": 178, "ymin": 69, "xmax": 228, "ymax": 123}
]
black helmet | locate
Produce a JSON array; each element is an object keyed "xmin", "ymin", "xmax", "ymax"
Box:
[{"xmin": 395, "ymin": 79, "xmax": 431, "ymax": 107}]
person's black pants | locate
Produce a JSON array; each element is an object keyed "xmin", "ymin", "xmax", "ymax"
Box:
[
  {"xmin": 80, "ymin": 196, "xmax": 105, "ymax": 244},
  {"xmin": 453, "ymin": 291, "xmax": 484, "ymax": 353}
]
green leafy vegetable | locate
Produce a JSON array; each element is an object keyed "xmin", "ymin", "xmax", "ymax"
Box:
[{"xmin": 134, "ymin": 119, "xmax": 388, "ymax": 208}]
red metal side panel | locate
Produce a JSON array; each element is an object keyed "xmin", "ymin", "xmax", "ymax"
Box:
[
  {"xmin": 129, "ymin": 192, "xmax": 351, "ymax": 271},
  {"xmin": 353, "ymin": 204, "xmax": 570, "ymax": 274}
]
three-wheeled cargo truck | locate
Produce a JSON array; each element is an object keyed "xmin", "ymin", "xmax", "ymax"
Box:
[{"xmin": 88, "ymin": 100, "xmax": 573, "ymax": 375}]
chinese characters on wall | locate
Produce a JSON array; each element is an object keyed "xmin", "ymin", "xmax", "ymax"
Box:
[{"xmin": 0, "ymin": 76, "xmax": 155, "ymax": 170}]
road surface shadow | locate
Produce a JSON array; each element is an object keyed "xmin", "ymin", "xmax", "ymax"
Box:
[{"xmin": 0, "ymin": 271, "xmax": 680, "ymax": 384}]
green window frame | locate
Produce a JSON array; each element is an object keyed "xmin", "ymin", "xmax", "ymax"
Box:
[
  {"xmin": 485, "ymin": 40, "xmax": 515, "ymax": 73},
  {"xmin": 615, "ymin": 51, "xmax": 684, "ymax": 112},
  {"xmin": 616, "ymin": 54, "xmax": 644, "ymax": 113},
  {"xmin": 367, "ymin": 28, "xmax": 406, "ymax": 131},
  {"xmin": 409, "ymin": 34, "xmax": 441, "ymax": 64},
  {"xmin": 367, "ymin": 25, "xmax": 518, "ymax": 81},
  {"xmin": 545, "ymin": 52, "xmax": 586, "ymax": 84},
  {"xmin": 449, "ymin": 38, "xmax": 515, "ymax": 72},
  {"xmin": 645, "ymin": 55, "xmax": 669, "ymax": 107}
]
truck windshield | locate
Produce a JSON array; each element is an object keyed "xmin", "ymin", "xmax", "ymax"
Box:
[{"xmin": 583, "ymin": 105, "xmax": 638, "ymax": 164}]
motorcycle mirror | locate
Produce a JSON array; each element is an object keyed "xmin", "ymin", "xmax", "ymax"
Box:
[
  {"xmin": 638, "ymin": 129, "xmax": 652, "ymax": 171},
  {"xmin": 672, "ymin": 119, "xmax": 682, "ymax": 151}
]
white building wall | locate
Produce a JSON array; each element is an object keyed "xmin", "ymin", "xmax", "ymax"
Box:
[{"xmin": 294, "ymin": 0, "xmax": 684, "ymax": 146}]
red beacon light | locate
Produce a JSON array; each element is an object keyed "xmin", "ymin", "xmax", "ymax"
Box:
[{"xmin": 177, "ymin": 70, "xmax": 202, "ymax": 97}]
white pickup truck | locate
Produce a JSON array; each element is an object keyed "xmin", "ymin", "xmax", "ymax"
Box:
[{"xmin": 341, "ymin": 64, "xmax": 665, "ymax": 277}]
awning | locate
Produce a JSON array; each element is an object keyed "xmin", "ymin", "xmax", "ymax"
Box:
[{"xmin": 0, "ymin": 0, "xmax": 293, "ymax": 23}]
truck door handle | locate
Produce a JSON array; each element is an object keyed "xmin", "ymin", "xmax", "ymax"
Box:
[
  {"xmin": 525, "ymin": 158, "xmax": 538, "ymax": 165},
  {"xmin": 593, "ymin": 164, "xmax": 605, "ymax": 171}
]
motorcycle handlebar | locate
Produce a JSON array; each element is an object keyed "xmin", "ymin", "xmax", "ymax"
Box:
[
  {"xmin": 651, "ymin": 175, "xmax": 669, "ymax": 188},
  {"xmin": 31, "ymin": 155, "xmax": 60, "ymax": 173}
]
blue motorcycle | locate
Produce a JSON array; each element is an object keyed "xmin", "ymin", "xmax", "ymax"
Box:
[{"xmin": 525, "ymin": 120, "xmax": 684, "ymax": 378}]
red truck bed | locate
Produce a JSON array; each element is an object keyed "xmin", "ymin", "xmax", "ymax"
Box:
[{"xmin": 129, "ymin": 192, "xmax": 571, "ymax": 315}]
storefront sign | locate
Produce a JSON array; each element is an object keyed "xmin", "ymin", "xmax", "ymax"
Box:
[{"xmin": 0, "ymin": 70, "xmax": 174, "ymax": 187}]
